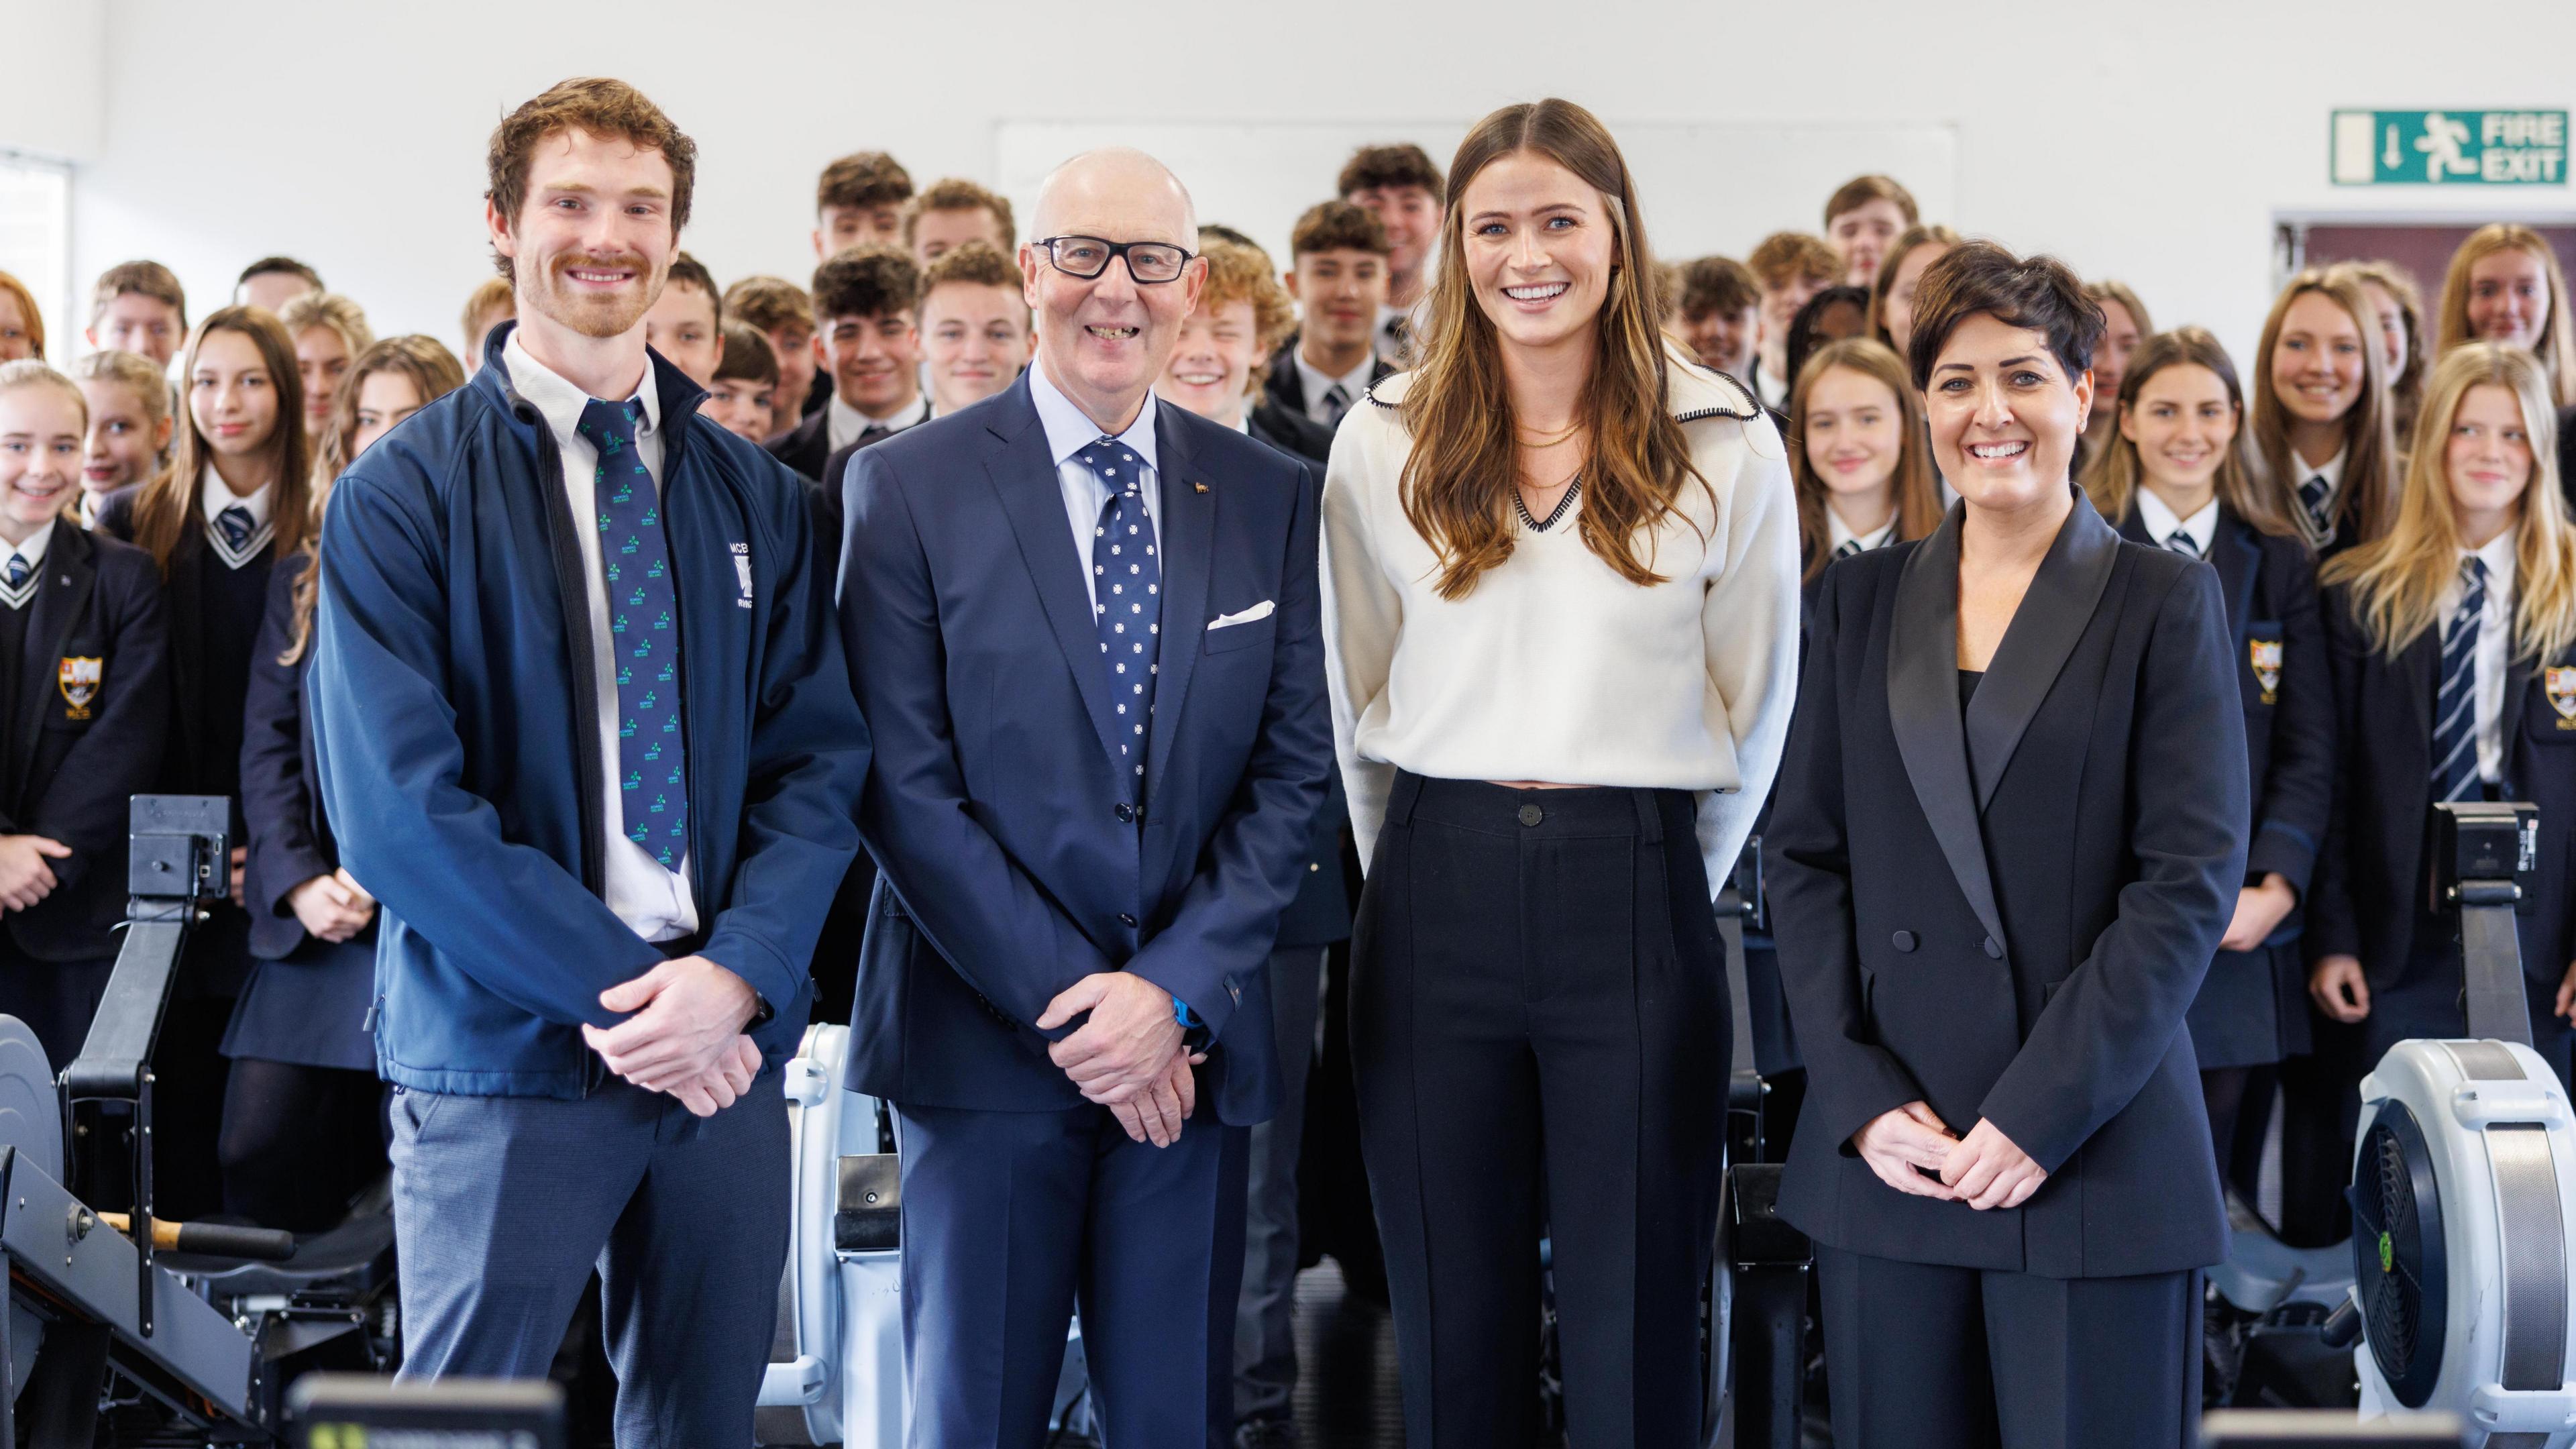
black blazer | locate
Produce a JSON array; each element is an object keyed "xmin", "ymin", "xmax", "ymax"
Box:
[
  {"xmin": 765, "ymin": 406, "xmax": 830, "ymax": 484},
  {"xmin": 238, "ymin": 553, "xmax": 337, "ymax": 962},
  {"xmin": 1766, "ymin": 494, "xmax": 2249, "ymax": 1278},
  {"xmin": 96, "ymin": 487, "xmax": 253, "ymax": 801},
  {"xmin": 2307, "ymin": 572, "xmax": 2576, "ymax": 988},
  {"xmin": 808, "ymin": 427, "xmax": 908, "ymax": 594},
  {"xmin": 0, "ymin": 527, "xmax": 170, "ymax": 960},
  {"xmin": 1261, "ymin": 339, "xmax": 1391, "ymax": 431},
  {"xmin": 1247, "ymin": 405, "xmax": 1335, "ymax": 469}
]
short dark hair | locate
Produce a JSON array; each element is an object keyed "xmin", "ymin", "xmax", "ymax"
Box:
[
  {"xmin": 663, "ymin": 252, "xmax": 720, "ymax": 326},
  {"xmin": 1823, "ymin": 174, "xmax": 1919, "ymax": 229},
  {"xmin": 1290, "ymin": 201, "xmax": 1390, "ymax": 261},
  {"xmin": 810, "ymin": 244, "xmax": 922, "ymax": 325},
  {"xmin": 722, "ymin": 276, "xmax": 813, "ymax": 337},
  {"xmin": 1746, "ymin": 231, "xmax": 1841, "ymax": 292},
  {"xmin": 902, "ymin": 177, "xmax": 1013, "ymax": 248},
  {"xmin": 1338, "ymin": 143, "xmax": 1442, "ymax": 199},
  {"xmin": 1678, "ymin": 256, "xmax": 1760, "ymax": 320},
  {"xmin": 90, "ymin": 260, "xmax": 187, "ymax": 327},
  {"xmin": 239, "ymin": 256, "xmax": 322, "ymax": 291},
  {"xmin": 1904, "ymin": 239, "xmax": 2103, "ymax": 392},
  {"xmin": 920, "ymin": 239, "xmax": 1019, "ymax": 293},
  {"xmin": 714, "ymin": 321, "xmax": 778, "ymax": 388},
  {"xmin": 816, "ymin": 152, "xmax": 912, "ymax": 216},
  {"xmin": 486, "ymin": 78, "xmax": 696, "ymax": 284}
]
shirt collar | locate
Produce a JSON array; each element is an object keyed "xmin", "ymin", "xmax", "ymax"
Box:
[
  {"xmin": 1825, "ymin": 507, "xmax": 1896, "ymax": 553},
  {"xmin": 833, "ymin": 388, "xmax": 929, "ymax": 437},
  {"xmin": 4, "ymin": 520, "xmax": 56, "ymax": 572},
  {"xmin": 1030, "ymin": 360, "xmax": 1159, "ymax": 475},
  {"xmin": 502, "ymin": 329, "xmax": 661, "ymax": 447},
  {"xmin": 1298, "ymin": 345, "xmax": 1376, "ymax": 415},
  {"xmin": 199, "ymin": 462, "xmax": 273, "ymax": 529},
  {"xmin": 2135, "ymin": 489, "xmax": 2220, "ymax": 556},
  {"xmin": 2303, "ymin": 445, "xmax": 2346, "ymax": 493},
  {"xmin": 2463, "ymin": 527, "xmax": 2520, "ymax": 596}
]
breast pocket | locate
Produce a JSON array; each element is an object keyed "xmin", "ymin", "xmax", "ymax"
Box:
[
  {"xmin": 2242, "ymin": 621, "xmax": 2284, "ymax": 710},
  {"xmin": 1203, "ymin": 614, "xmax": 1278, "ymax": 656}
]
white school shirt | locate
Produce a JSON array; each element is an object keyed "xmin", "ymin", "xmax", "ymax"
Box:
[{"xmin": 2134, "ymin": 490, "xmax": 2219, "ymax": 559}]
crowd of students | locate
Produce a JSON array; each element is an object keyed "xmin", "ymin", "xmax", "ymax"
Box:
[{"xmin": 1, "ymin": 127, "xmax": 2575, "ymax": 1442}]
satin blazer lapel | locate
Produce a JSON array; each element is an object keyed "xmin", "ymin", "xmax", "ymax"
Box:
[
  {"xmin": 1143, "ymin": 410, "xmax": 1212, "ymax": 803},
  {"xmin": 981, "ymin": 380, "xmax": 1124, "ymax": 771},
  {"xmin": 1886, "ymin": 504, "xmax": 2008, "ymax": 951},
  {"xmin": 1963, "ymin": 490, "xmax": 2121, "ymax": 812}
]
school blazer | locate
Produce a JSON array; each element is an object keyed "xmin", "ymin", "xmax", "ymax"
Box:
[
  {"xmin": 95, "ymin": 490, "xmax": 250, "ymax": 801},
  {"xmin": 239, "ymin": 553, "xmax": 336, "ymax": 962},
  {"xmin": 1764, "ymin": 493, "xmax": 2250, "ymax": 1278},
  {"xmin": 0, "ymin": 527, "xmax": 170, "ymax": 961},
  {"xmin": 2306, "ymin": 576, "xmax": 2576, "ymax": 987},
  {"xmin": 765, "ymin": 405, "xmax": 831, "ymax": 484}
]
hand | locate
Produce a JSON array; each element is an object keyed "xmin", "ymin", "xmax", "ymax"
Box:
[
  {"xmin": 658, "ymin": 1034, "xmax": 763, "ymax": 1118},
  {"xmin": 1038, "ymin": 971, "xmax": 1187, "ymax": 1106},
  {"xmin": 1851, "ymin": 1101, "xmax": 1961, "ymax": 1201},
  {"xmin": 2309, "ymin": 954, "xmax": 2370, "ymax": 1023},
  {"xmin": 1106, "ymin": 1048, "xmax": 1199, "ymax": 1147},
  {"xmin": 2219, "ymin": 873, "xmax": 2298, "ymax": 953},
  {"xmin": 2555, "ymin": 961, "xmax": 2576, "ymax": 1024},
  {"xmin": 1942, "ymin": 1118, "xmax": 2047, "ymax": 1210},
  {"xmin": 0, "ymin": 836, "xmax": 70, "ymax": 912},
  {"xmin": 287, "ymin": 872, "xmax": 375, "ymax": 943},
  {"xmin": 582, "ymin": 956, "xmax": 760, "ymax": 1100},
  {"xmin": 332, "ymin": 867, "xmax": 376, "ymax": 908},
  {"xmin": 228, "ymin": 845, "xmax": 248, "ymax": 909}
]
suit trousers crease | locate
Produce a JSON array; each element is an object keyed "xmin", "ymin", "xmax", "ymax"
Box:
[{"xmin": 1351, "ymin": 773, "xmax": 1726, "ymax": 1449}]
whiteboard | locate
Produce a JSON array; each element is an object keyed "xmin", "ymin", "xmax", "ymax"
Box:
[{"xmin": 994, "ymin": 119, "xmax": 1958, "ymax": 274}]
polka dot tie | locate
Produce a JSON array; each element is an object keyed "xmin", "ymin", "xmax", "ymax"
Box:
[
  {"xmin": 1081, "ymin": 435, "xmax": 1159, "ymax": 794},
  {"xmin": 578, "ymin": 396, "xmax": 690, "ymax": 871}
]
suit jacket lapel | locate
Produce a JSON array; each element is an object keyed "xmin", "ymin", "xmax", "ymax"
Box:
[
  {"xmin": 1143, "ymin": 409, "xmax": 1212, "ymax": 804},
  {"xmin": 981, "ymin": 379, "xmax": 1125, "ymax": 772},
  {"xmin": 1886, "ymin": 505, "xmax": 2009, "ymax": 951},
  {"xmin": 12, "ymin": 531, "xmax": 93, "ymax": 808},
  {"xmin": 1962, "ymin": 490, "xmax": 2120, "ymax": 812},
  {"xmin": 2214, "ymin": 511, "xmax": 2260, "ymax": 635}
]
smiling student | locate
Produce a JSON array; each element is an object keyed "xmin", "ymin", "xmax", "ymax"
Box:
[
  {"xmin": 704, "ymin": 322, "xmax": 778, "ymax": 445},
  {"xmin": 1746, "ymin": 231, "xmax": 1843, "ymax": 411},
  {"xmin": 767, "ymin": 244, "xmax": 924, "ymax": 485},
  {"xmin": 0, "ymin": 362, "xmax": 169, "ymax": 1069},
  {"xmin": 2078, "ymin": 279, "xmax": 2153, "ymax": 468},
  {"xmin": 914, "ymin": 239, "xmax": 1032, "ymax": 421},
  {"xmin": 86, "ymin": 261, "xmax": 188, "ymax": 368},
  {"xmin": 1268, "ymin": 201, "xmax": 1395, "ymax": 434},
  {"xmin": 1867, "ymin": 224, "xmax": 1960, "ymax": 362},
  {"xmin": 278, "ymin": 292, "xmax": 374, "ymax": 450},
  {"xmin": 1157, "ymin": 238, "xmax": 1309, "ymax": 447},
  {"xmin": 2252, "ymin": 268, "xmax": 2398, "ymax": 555},
  {"xmin": 722, "ymin": 274, "xmax": 823, "ymax": 427},
  {"xmin": 0, "ymin": 272, "xmax": 41, "ymax": 363},
  {"xmin": 70, "ymin": 350, "xmax": 172, "ymax": 526},
  {"xmin": 812, "ymin": 150, "xmax": 912, "ymax": 262},
  {"xmin": 1822, "ymin": 174, "xmax": 1918, "ymax": 289},
  {"xmin": 901, "ymin": 176, "xmax": 1014, "ymax": 266},
  {"xmin": 641, "ymin": 252, "xmax": 721, "ymax": 387},
  {"xmin": 1674, "ymin": 255, "xmax": 1763, "ymax": 382},
  {"xmin": 2436, "ymin": 224, "xmax": 2576, "ymax": 409},
  {"xmin": 1789, "ymin": 336, "xmax": 1940, "ymax": 590},
  {"xmin": 2084, "ymin": 327, "xmax": 2332, "ymax": 1171},
  {"xmin": 2343, "ymin": 259, "xmax": 2427, "ymax": 447},
  {"xmin": 1338, "ymin": 143, "xmax": 1445, "ymax": 364}
]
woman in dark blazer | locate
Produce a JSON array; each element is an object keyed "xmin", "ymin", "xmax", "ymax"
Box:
[
  {"xmin": 2307, "ymin": 342, "xmax": 2576, "ymax": 1087},
  {"xmin": 1766, "ymin": 243, "xmax": 2248, "ymax": 1449},
  {"xmin": 2084, "ymin": 327, "xmax": 2334, "ymax": 1169}
]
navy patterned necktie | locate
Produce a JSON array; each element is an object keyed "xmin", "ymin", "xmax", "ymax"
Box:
[
  {"xmin": 1081, "ymin": 435, "xmax": 1159, "ymax": 793},
  {"xmin": 577, "ymin": 396, "xmax": 690, "ymax": 870},
  {"xmin": 215, "ymin": 504, "xmax": 256, "ymax": 552},
  {"xmin": 2431, "ymin": 555, "xmax": 2488, "ymax": 804},
  {"xmin": 1320, "ymin": 382, "xmax": 1352, "ymax": 427},
  {"xmin": 2165, "ymin": 529, "xmax": 2203, "ymax": 559},
  {"xmin": 2298, "ymin": 474, "xmax": 2333, "ymax": 539}
]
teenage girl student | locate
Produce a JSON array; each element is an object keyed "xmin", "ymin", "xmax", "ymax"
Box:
[
  {"xmin": 99, "ymin": 305, "xmax": 311, "ymax": 1222},
  {"xmin": 1790, "ymin": 336, "xmax": 1942, "ymax": 586},
  {"xmin": 2082, "ymin": 327, "xmax": 2332, "ymax": 1168},
  {"xmin": 2436, "ymin": 224, "xmax": 2576, "ymax": 409},
  {"xmin": 0, "ymin": 362, "xmax": 168, "ymax": 1068},
  {"xmin": 276, "ymin": 292, "xmax": 374, "ymax": 452},
  {"xmin": 222, "ymin": 334, "xmax": 461, "ymax": 1231},
  {"xmin": 69, "ymin": 351, "xmax": 173, "ymax": 528},
  {"xmin": 2251, "ymin": 268, "xmax": 2399, "ymax": 557},
  {"xmin": 1782, "ymin": 284, "xmax": 1872, "ymax": 400},
  {"xmin": 2343, "ymin": 260, "xmax": 2428, "ymax": 449},
  {"xmin": 1868, "ymin": 225, "xmax": 1960, "ymax": 361},
  {"xmin": 2308, "ymin": 343, "xmax": 2576, "ymax": 1091},
  {"xmin": 0, "ymin": 272, "xmax": 43, "ymax": 362},
  {"xmin": 2076, "ymin": 280, "xmax": 2153, "ymax": 471}
]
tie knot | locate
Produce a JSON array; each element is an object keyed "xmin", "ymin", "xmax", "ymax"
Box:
[
  {"xmin": 577, "ymin": 396, "xmax": 642, "ymax": 451},
  {"xmin": 214, "ymin": 504, "xmax": 256, "ymax": 548},
  {"xmin": 2463, "ymin": 554, "xmax": 2489, "ymax": 588},
  {"xmin": 5, "ymin": 556, "xmax": 31, "ymax": 587},
  {"xmin": 2165, "ymin": 530, "xmax": 2201, "ymax": 558},
  {"xmin": 1077, "ymin": 437, "xmax": 1145, "ymax": 495}
]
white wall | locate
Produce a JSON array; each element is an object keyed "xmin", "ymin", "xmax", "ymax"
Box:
[
  {"xmin": 44, "ymin": 0, "xmax": 2576, "ymax": 368},
  {"xmin": 0, "ymin": 0, "xmax": 102, "ymax": 164}
]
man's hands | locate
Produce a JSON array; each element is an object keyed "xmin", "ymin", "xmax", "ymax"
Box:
[
  {"xmin": 288, "ymin": 868, "xmax": 376, "ymax": 943},
  {"xmin": 2220, "ymin": 873, "xmax": 2298, "ymax": 953},
  {"xmin": 2309, "ymin": 954, "xmax": 2370, "ymax": 1024},
  {"xmin": 2554, "ymin": 960, "xmax": 2576, "ymax": 1024},
  {"xmin": 1106, "ymin": 1046, "xmax": 1203, "ymax": 1147},
  {"xmin": 1942, "ymin": 1118, "xmax": 2047, "ymax": 1210},
  {"xmin": 1038, "ymin": 971, "xmax": 1200, "ymax": 1147},
  {"xmin": 1852, "ymin": 1103, "xmax": 2046, "ymax": 1210},
  {"xmin": 0, "ymin": 835, "xmax": 69, "ymax": 912},
  {"xmin": 584, "ymin": 955, "xmax": 763, "ymax": 1118}
]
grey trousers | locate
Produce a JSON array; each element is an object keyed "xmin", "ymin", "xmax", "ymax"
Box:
[
  {"xmin": 388, "ymin": 1071, "xmax": 790, "ymax": 1449},
  {"xmin": 1234, "ymin": 945, "xmax": 1328, "ymax": 1426}
]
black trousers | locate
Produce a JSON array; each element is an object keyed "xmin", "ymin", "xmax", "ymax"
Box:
[
  {"xmin": 219, "ymin": 1059, "xmax": 388, "ymax": 1231},
  {"xmin": 1352, "ymin": 773, "xmax": 1727, "ymax": 1449},
  {"xmin": 1816, "ymin": 1244, "xmax": 2201, "ymax": 1449}
]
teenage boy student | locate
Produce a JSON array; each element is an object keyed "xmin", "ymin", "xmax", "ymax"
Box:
[
  {"xmin": 642, "ymin": 252, "xmax": 722, "ymax": 387},
  {"xmin": 705, "ymin": 323, "xmax": 778, "ymax": 445},
  {"xmin": 1745, "ymin": 231, "xmax": 1841, "ymax": 410},
  {"xmin": 1821, "ymin": 172, "xmax": 1918, "ymax": 288},
  {"xmin": 236, "ymin": 258, "xmax": 323, "ymax": 315},
  {"xmin": 1336, "ymin": 144, "xmax": 1444, "ymax": 366},
  {"xmin": 813, "ymin": 151, "xmax": 912, "ymax": 262},
  {"xmin": 765, "ymin": 245, "xmax": 925, "ymax": 485},
  {"xmin": 723, "ymin": 276, "xmax": 824, "ymax": 427},
  {"xmin": 87, "ymin": 262, "xmax": 189, "ymax": 368},
  {"xmin": 1267, "ymin": 201, "xmax": 1393, "ymax": 432},
  {"xmin": 1676, "ymin": 255, "xmax": 1763, "ymax": 381},
  {"xmin": 309, "ymin": 77, "xmax": 865, "ymax": 1444},
  {"xmin": 902, "ymin": 178, "xmax": 1015, "ymax": 266},
  {"xmin": 913, "ymin": 240, "xmax": 1033, "ymax": 420}
]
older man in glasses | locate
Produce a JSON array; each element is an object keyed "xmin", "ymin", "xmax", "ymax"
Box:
[{"xmin": 837, "ymin": 147, "xmax": 1333, "ymax": 1447}]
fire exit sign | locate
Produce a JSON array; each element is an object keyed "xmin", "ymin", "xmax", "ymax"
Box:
[{"xmin": 2333, "ymin": 110, "xmax": 2569, "ymax": 185}]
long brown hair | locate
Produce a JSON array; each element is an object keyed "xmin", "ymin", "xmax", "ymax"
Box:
[
  {"xmin": 2322, "ymin": 342, "xmax": 2576, "ymax": 665},
  {"xmin": 1787, "ymin": 337, "xmax": 1939, "ymax": 581},
  {"xmin": 1397, "ymin": 99, "xmax": 1703, "ymax": 600},
  {"xmin": 2336, "ymin": 258, "xmax": 2427, "ymax": 445},
  {"xmin": 2249, "ymin": 268, "xmax": 2397, "ymax": 550},
  {"xmin": 2084, "ymin": 327, "xmax": 2294, "ymax": 538},
  {"xmin": 128, "ymin": 306, "xmax": 311, "ymax": 576},
  {"xmin": 284, "ymin": 335, "xmax": 464, "ymax": 664},
  {"xmin": 2435, "ymin": 224, "xmax": 2576, "ymax": 408},
  {"xmin": 1866, "ymin": 224, "xmax": 1960, "ymax": 350}
]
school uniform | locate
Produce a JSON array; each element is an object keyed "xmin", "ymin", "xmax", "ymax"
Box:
[
  {"xmin": 1765, "ymin": 494, "xmax": 2249, "ymax": 1448},
  {"xmin": 1264, "ymin": 336, "xmax": 1391, "ymax": 436},
  {"xmin": 99, "ymin": 471, "xmax": 279, "ymax": 1222},
  {"xmin": 768, "ymin": 388, "xmax": 929, "ymax": 485},
  {"xmin": 0, "ymin": 523, "xmax": 170, "ymax": 1069},
  {"xmin": 2284, "ymin": 445, "xmax": 2365, "ymax": 557}
]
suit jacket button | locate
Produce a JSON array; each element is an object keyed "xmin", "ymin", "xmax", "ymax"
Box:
[
  {"xmin": 1891, "ymin": 930, "xmax": 1917, "ymax": 952},
  {"xmin": 1118, "ymin": 913, "xmax": 1138, "ymax": 928},
  {"xmin": 1114, "ymin": 802, "xmax": 1136, "ymax": 823},
  {"xmin": 1982, "ymin": 936, "xmax": 2004, "ymax": 959},
  {"xmin": 1517, "ymin": 804, "xmax": 1544, "ymax": 827}
]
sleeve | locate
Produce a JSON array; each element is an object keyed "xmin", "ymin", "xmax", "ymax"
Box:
[
  {"xmin": 1695, "ymin": 419, "xmax": 1804, "ymax": 897},
  {"xmin": 1976, "ymin": 563, "xmax": 2253, "ymax": 1173},
  {"xmin": 310, "ymin": 470, "xmax": 664, "ymax": 1028},
  {"xmin": 838, "ymin": 446, "xmax": 1118, "ymax": 1028},
  {"xmin": 2247, "ymin": 547, "xmax": 2334, "ymax": 896},
  {"xmin": 28, "ymin": 557, "xmax": 169, "ymax": 888},
  {"xmin": 1122, "ymin": 458, "xmax": 1336, "ymax": 1040},
  {"xmin": 694, "ymin": 474, "xmax": 870, "ymax": 1020},
  {"xmin": 1761, "ymin": 569, "xmax": 1928, "ymax": 1154},
  {"xmin": 2303, "ymin": 586, "xmax": 2369, "ymax": 965},
  {"xmin": 239, "ymin": 559, "xmax": 331, "ymax": 926},
  {"xmin": 1320, "ymin": 418, "xmax": 1401, "ymax": 873}
]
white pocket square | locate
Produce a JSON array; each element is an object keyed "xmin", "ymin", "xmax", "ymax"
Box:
[{"xmin": 1206, "ymin": 600, "xmax": 1276, "ymax": 631}]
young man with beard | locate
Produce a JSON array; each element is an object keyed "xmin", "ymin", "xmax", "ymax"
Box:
[{"xmin": 307, "ymin": 78, "xmax": 867, "ymax": 1445}]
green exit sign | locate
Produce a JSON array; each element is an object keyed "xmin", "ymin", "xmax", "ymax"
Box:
[{"xmin": 2333, "ymin": 109, "xmax": 2569, "ymax": 185}]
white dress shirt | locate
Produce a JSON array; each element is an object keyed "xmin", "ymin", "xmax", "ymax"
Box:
[
  {"xmin": 1029, "ymin": 362, "xmax": 1162, "ymax": 614},
  {"xmin": 2135, "ymin": 489, "xmax": 2219, "ymax": 559},
  {"xmin": 826, "ymin": 390, "xmax": 931, "ymax": 454},
  {"xmin": 501, "ymin": 330, "xmax": 699, "ymax": 943},
  {"xmin": 2290, "ymin": 445, "xmax": 2348, "ymax": 545},
  {"xmin": 1296, "ymin": 347, "xmax": 1379, "ymax": 426},
  {"xmin": 2437, "ymin": 527, "xmax": 2520, "ymax": 787},
  {"xmin": 0, "ymin": 519, "xmax": 56, "ymax": 608},
  {"xmin": 199, "ymin": 464, "xmax": 275, "ymax": 570},
  {"xmin": 1825, "ymin": 508, "xmax": 1896, "ymax": 556}
]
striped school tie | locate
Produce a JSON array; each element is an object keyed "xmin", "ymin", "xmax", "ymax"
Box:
[
  {"xmin": 2298, "ymin": 474, "xmax": 2333, "ymax": 539},
  {"xmin": 2430, "ymin": 555, "xmax": 2487, "ymax": 803},
  {"xmin": 2165, "ymin": 530, "xmax": 2203, "ymax": 559},
  {"xmin": 1833, "ymin": 539, "xmax": 1864, "ymax": 561}
]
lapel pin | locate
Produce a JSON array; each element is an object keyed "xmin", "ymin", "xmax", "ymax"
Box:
[{"xmin": 1193, "ymin": 482, "xmax": 1208, "ymax": 494}]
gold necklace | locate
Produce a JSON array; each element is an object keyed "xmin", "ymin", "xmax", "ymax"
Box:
[{"xmin": 1515, "ymin": 419, "xmax": 1582, "ymax": 447}]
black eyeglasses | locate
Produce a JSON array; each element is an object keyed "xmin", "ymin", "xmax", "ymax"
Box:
[{"xmin": 1035, "ymin": 235, "xmax": 1195, "ymax": 285}]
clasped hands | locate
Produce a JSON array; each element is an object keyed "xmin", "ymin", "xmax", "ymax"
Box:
[
  {"xmin": 1037, "ymin": 971, "xmax": 1203, "ymax": 1148},
  {"xmin": 582, "ymin": 955, "xmax": 763, "ymax": 1118},
  {"xmin": 1853, "ymin": 1102, "xmax": 2045, "ymax": 1210}
]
